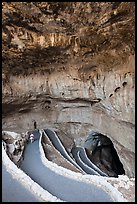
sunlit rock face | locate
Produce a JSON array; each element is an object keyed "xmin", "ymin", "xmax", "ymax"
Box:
[{"xmin": 2, "ymin": 2, "xmax": 135, "ymax": 178}]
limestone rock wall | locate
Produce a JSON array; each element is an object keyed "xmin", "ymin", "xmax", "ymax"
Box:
[
  {"xmin": 2, "ymin": 2, "xmax": 135, "ymax": 178},
  {"xmin": 3, "ymin": 54, "xmax": 135, "ymax": 125}
]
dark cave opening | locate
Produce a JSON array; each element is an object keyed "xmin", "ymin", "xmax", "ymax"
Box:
[{"xmin": 84, "ymin": 132, "xmax": 125, "ymax": 177}]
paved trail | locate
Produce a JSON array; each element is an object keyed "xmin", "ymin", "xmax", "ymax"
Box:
[
  {"xmin": 2, "ymin": 164, "xmax": 40, "ymax": 202},
  {"xmin": 20, "ymin": 139, "xmax": 113, "ymax": 202}
]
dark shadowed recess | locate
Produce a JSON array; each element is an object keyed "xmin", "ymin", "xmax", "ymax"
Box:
[{"xmin": 85, "ymin": 132, "xmax": 125, "ymax": 177}]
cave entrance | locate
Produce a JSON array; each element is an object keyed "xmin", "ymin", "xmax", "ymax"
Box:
[{"xmin": 84, "ymin": 131, "xmax": 125, "ymax": 177}]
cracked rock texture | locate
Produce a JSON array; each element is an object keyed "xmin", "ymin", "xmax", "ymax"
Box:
[
  {"xmin": 2, "ymin": 131, "xmax": 27, "ymax": 166},
  {"xmin": 2, "ymin": 1, "xmax": 135, "ymax": 182}
]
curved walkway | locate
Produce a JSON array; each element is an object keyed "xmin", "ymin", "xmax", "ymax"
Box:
[
  {"xmin": 78, "ymin": 147, "xmax": 108, "ymax": 177},
  {"xmin": 71, "ymin": 146, "xmax": 100, "ymax": 175},
  {"xmin": 20, "ymin": 132, "xmax": 114, "ymax": 202},
  {"xmin": 2, "ymin": 164, "xmax": 40, "ymax": 202},
  {"xmin": 3, "ymin": 129, "xmax": 127, "ymax": 202},
  {"xmin": 41, "ymin": 130, "xmax": 82, "ymax": 173},
  {"xmin": 44, "ymin": 128, "xmax": 85, "ymax": 173},
  {"xmin": 45, "ymin": 129, "xmax": 107, "ymax": 177},
  {"xmin": 2, "ymin": 134, "xmax": 63, "ymax": 202}
]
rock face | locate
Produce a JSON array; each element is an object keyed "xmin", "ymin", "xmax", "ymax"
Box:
[
  {"xmin": 2, "ymin": 131, "xmax": 27, "ymax": 166},
  {"xmin": 2, "ymin": 2, "xmax": 135, "ymax": 178}
]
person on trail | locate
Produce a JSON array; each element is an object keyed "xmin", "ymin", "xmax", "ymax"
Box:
[
  {"xmin": 29, "ymin": 133, "xmax": 34, "ymax": 143},
  {"xmin": 34, "ymin": 120, "xmax": 37, "ymax": 129}
]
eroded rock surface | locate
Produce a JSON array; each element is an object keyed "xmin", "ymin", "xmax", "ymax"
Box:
[
  {"xmin": 2, "ymin": 131, "xmax": 27, "ymax": 166},
  {"xmin": 2, "ymin": 1, "xmax": 135, "ymax": 182}
]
